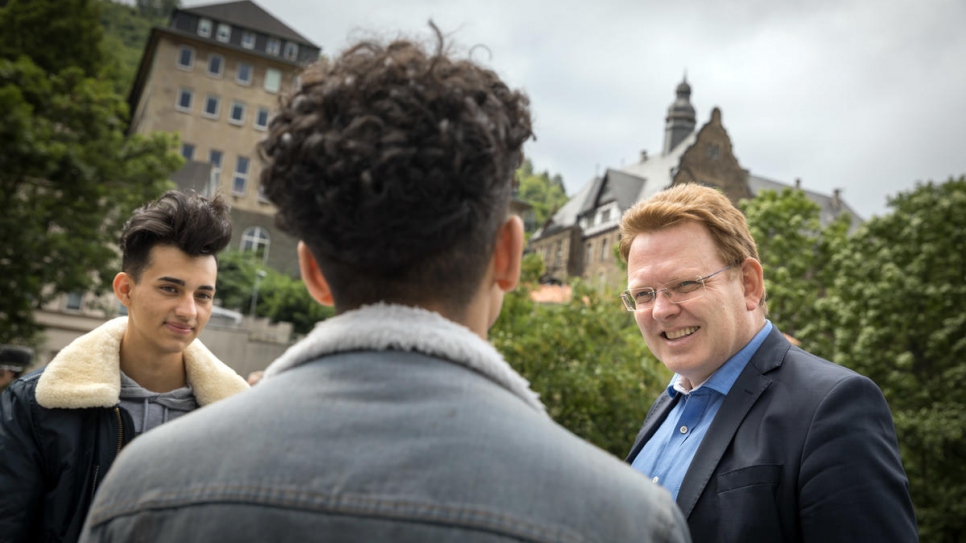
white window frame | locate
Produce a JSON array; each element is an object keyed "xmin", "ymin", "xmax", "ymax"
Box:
[
  {"xmin": 228, "ymin": 102, "xmax": 246, "ymax": 125},
  {"xmin": 283, "ymin": 42, "xmax": 298, "ymax": 61},
  {"xmin": 203, "ymin": 95, "xmax": 220, "ymax": 119},
  {"xmin": 207, "ymin": 53, "xmax": 224, "ymax": 77},
  {"xmin": 65, "ymin": 292, "xmax": 83, "ymax": 311},
  {"xmin": 208, "ymin": 150, "xmax": 223, "ymax": 196},
  {"xmin": 177, "ymin": 46, "xmax": 194, "ymax": 70},
  {"xmin": 232, "ymin": 156, "xmax": 249, "ymax": 195},
  {"xmin": 197, "ymin": 18, "xmax": 212, "ymax": 38},
  {"xmin": 264, "ymin": 68, "xmax": 281, "ymax": 93},
  {"xmin": 241, "ymin": 31, "xmax": 256, "ymax": 49},
  {"xmin": 235, "ymin": 62, "xmax": 253, "ymax": 85},
  {"xmin": 240, "ymin": 226, "xmax": 270, "ymax": 262},
  {"xmin": 266, "ymin": 38, "xmax": 280, "ymax": 56},
  {"xmin": 176, "ymin": 88, "xmax": 193, "ymax": 112},
  {"xmin": 216, "ymin": 23, "xmax": 231, "ymax": 43},
  {"xmin": 254, "ymin": 107, "xmax": 270, "ymax": 131}
]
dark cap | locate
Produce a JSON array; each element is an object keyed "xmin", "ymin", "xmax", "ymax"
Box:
[{"xmin": 0, "ymin": 345, "xmax": 33, "ymax": 372}]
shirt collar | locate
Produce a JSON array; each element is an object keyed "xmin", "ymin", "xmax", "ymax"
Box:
[{"xmin": 667, "ymin": 320, "xmax": 773, "ymax": 398}]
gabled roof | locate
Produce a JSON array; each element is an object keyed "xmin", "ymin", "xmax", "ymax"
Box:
[
  {"xmin": 621, "ymin": 130, "xmax": 696, "ymax": 203},
  {"xmin": 180, "ymin": 0, "xmax": 317, "ymax": 46},
  {"xmin": 602, "ymin": 169, "xmax": 646, "ymax": 212}
]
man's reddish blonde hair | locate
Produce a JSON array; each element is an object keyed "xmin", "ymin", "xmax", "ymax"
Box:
[{"xmin": 618, "ymin": 183, "xmax": 761, "ymax": 272}]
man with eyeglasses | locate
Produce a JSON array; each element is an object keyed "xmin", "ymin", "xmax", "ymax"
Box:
[{"xmin": 618, "ymin": 183, "xmax": 917, "ymax": 543}]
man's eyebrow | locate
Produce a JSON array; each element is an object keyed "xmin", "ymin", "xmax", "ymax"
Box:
[{"xmin": 158, "ymin": 277, "xmax": 215, "ymax": 292}]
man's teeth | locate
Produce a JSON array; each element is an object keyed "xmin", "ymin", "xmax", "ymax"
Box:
[{"xmin": 665, "ymin": 327, "xmax": 698, "ymax": 340}]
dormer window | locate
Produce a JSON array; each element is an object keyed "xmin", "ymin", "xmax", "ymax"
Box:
[
  {"xmin": 198, "ymin": 18, "xmax": 212, "ymax": 38},
  {"xmin": 266, "ymin": 38, "xmax": 280, "ymax": 56},
  {"xmin": 242, "ymin": 31, "xmax": 256, "ymax": 49},
  {"xmin": 216, "ymin": 23, "xmax": 231, "ymax": 43},
  {"xmin": 283, "ymin": 42, "xmax": 298, "ymax": 61}
]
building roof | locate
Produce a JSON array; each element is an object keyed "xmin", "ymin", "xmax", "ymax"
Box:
[
  {"xmin": 180, "ymin": 0, "xmax": 318, "ymax": 47},
  {"xmin": 747, "ymin": 174, "xmax": 863, "ymax": 227}
]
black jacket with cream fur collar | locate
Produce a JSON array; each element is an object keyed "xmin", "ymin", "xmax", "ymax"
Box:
[{"xmin": 0, "ymin": 317, "xmax": 248, "ymax": 543}]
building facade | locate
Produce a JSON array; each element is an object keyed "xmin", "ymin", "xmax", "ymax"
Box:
[
  {"xmin": 530, "ymin": 78, "xmax": 861, "ymax": 289},
  {"xmin": 128, "ymin": 0, "xmax": 321, "ymax": 275}
]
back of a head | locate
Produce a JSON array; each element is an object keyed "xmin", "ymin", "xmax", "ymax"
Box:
[
  {"xmin": 259, "ymin": 25, "xmax": 533, "ymax": 310},
  {"xmin": 119, "ymin": 190, "xmax": 232, "ymax": 281},
  {"xmin": 618, "ymin": 183, "xmax": 760, "ymax": 266}
]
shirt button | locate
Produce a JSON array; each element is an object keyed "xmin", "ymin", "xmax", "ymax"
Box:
[
  {"xmin": 652, "ymin": 476, "xmax": 660, "ymax": 484},
  {"xmin": 679, "ymin": 426, "xmax": 688, "ymax": 434}
]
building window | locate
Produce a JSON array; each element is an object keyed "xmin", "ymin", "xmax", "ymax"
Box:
[
  {"xmin": 600, "ymin": 238, "xmax": 609, "ymax": 261},
  {"xmin": 258, "ymin": 184, "xmax": 270, "ymax": 203},
  {"xmin": 264, "ymin": 68, "xmax": 281, "ymax": 93},
  {"xmin": 601, "ymin": 209, "xmax": 611, "ymax": 223},
  {"xmin": 236, "ymin": 62, "xmax": 252, "ymax": 85},
  {"xmin": 208, "ymin": 149, "xmax": 223, "ymax": 196},
  {"xmin": 232, "ymin": 156, "xmax": 249, "ymax": 195},
  {"xmin": 65, "ymin": 292, "xmax": 83, "ymax": 311},
  {"xmin": 177, "ymin": 46, "xmax": 194, "ymax": 70},
  {"xmin": 207, "ymin": 54, "xmax": 224, "ymax": 77},
  {"xmin": 585, "ymin": 242, "xmax": 592, "ymax": 265},
  {"xmin": 176, "ymin": 88, "xmax": 193, "ymax": 112},
  {"xmin": 228, "ymin": 102, "xmax": 245, "ymax": 125},
  {"xmin": 198, "ymin": 18, "xmax": 212, "ymax": 37},
  {"xmin": 254, "ymin": 107, "xmax": 269, "ymax": 130},
  {"xmin": 181, "ymin": 143, "xmax": 195, "ymax": 160},
  {"xmin": 203, "ymin": 95, "xmax": 220, "ymax": 118},
  {"xmin": 266, "ymin": 38, "xmax": 280, "ymax": 56},
  {"xmin": 283, "ymin": 42, "xmax": 298, "ymax": 61},
  {"xmin": 241, "ymin": 31, "xmax": 256, "ymax": 49},
  {"xmin": 240, "ymin": 226, "xmax": 270, "ymax": 261},
  {"xmin": 216, "ymin": 23, "xmax": 231, "ymax": 42}
]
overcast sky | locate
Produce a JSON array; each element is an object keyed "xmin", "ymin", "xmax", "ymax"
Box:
[{"xmin": 183, "ymin": 0, "xmax": 966, "ymax": 219}]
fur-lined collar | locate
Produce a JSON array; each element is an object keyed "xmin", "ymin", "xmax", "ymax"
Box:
[
  {"xmin": 263, "ymin": 303, "xmax": 546, "ymax": 414},
  {"xmin": 35, "ymin": 317, "xmax": 248, "ymax": 409}
]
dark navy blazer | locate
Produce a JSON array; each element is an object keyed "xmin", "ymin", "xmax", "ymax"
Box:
[{"xmin": 626, "ymin": 326, "xmax": 918, "ymax": 542}]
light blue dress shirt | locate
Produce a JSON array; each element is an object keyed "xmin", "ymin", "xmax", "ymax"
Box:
[{"xmin": 631, "ymin": 321, "xmax": 773, "ymax": 500}]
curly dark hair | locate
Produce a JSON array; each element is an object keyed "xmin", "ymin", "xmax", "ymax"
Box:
[
  {"xmin": 259, "ymin": 25, "xmax": 533, "ymax": 311},
  {"xmin": 120, "ymin": 190, "xmax": 232, "ymax": 281}
]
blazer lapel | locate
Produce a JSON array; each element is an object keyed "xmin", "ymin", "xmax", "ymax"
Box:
[
  {"xmin": 625, "ymin": 392, "xmax": 679, "ymax": 463},
  {"xmin": 674, "ymin": 327, "xmax": 789, "ymax": 517}
]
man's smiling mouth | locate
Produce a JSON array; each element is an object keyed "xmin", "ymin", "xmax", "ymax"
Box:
[{"xmin": 663, "ymin": 326, "xmax": 699, "ymax": 340}]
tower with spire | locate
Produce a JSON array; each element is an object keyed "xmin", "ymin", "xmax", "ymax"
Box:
[{"xmin": 663, "ymin": 75, "xmax": 696, "ymax": 155}]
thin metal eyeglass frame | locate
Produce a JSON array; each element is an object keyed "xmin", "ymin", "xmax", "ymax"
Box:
[{"xmin": 620, "ymin": 264, "xmax": 733, "ymax": 311}]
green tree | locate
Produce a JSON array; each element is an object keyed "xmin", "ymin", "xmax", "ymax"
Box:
[
  {"xmin": 516, "ymin": 159, "xmax": 568, "ymax": 233},
  {"xmin": 0, "ymin": 0, "xmax": 182, "ymax": 344},
  {"xmin": 492, "ymin": 279, "xmax": 668, "ymax": 457},
  {"xmin": 215, "ymin": 251, "xmax": 332, "ymax": 336},
  {"xmin": 740, "ymin": 188, "xmax": 853, "ymax": 352},
  {"xmin": 98, "ymin": 0, "xmax": 171, "ymax": 96},
  {"xmin": 825, "ymin": 178, "xmax": 966, "ymax": 542}
]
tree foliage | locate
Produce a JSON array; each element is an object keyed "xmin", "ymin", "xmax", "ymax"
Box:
[
  {"xmin": 215, "ymin": 251, "xmax": 333, "ymax": 336},
  {"xmin": 824, "ymin": 178, "xmax": 966, "ymax": 542},
  {"xmin": 516, "ymin": 159, "xmax": 568, "ymax": 233},
  {"xmin": 98, "ymin": 0, "xmax": 172, "ymax": 96},
  {"xmin": 0, "ymin": 0, "xmax": 181, "ymax": 344},
  {"xmin": 492, "ymin": 273, "xmax": 668, "ymax": 457}
]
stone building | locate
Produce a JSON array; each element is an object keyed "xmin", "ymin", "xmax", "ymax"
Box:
[
  {"xmin": 128, "ymin": 0, "xmax": 321, "ymax": 275},
  {"xmin": 529, "ymin": 78, "xmax": 860, "ymax": 289}
]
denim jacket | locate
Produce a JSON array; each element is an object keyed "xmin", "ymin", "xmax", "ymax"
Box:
[{"xmin": 82, "ymin": 304, "xmax": 689, "ymax": 543}]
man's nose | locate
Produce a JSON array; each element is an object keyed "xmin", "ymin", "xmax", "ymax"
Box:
[
  {"xmin": 649, "ymin": 290, "xmax": 679, "ymax": 320},
  {"xmin": 174, "ymin": 294, "xmax": 197, "ymax": 319}
]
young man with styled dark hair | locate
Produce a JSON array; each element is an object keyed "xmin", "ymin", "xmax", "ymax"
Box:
[
  {"xmin": 0, "ymin": 190, "xmax": 249, "ymax": 543},
  {"xmin": 80, "ymin": 28, "xmax": 690, "ymax": 543}
]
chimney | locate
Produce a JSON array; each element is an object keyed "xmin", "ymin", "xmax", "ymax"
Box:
[
  {"xmin": 794, "ymin": 178, "xmax": 801, "ymax": 190},
  {"xmin": 832, "ymin": 188, "xmax": 841, "ymax": 210},
  {"xmin": 640, "ymin": 149, "xmax": 648, "ymax": 162}
]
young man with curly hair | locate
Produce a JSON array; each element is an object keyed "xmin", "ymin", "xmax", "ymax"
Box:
[
  {"xmin": 0, "ymin": 191, "xmax": 249, "ymax": 543},
  {"xmin": 80, "ymin": 28, "xmax": 691, "ymax": 543}
]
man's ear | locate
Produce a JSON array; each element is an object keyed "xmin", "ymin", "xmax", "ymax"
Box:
[
  {"xmin": 740, "ymin": 257, "xmax": 765, "ymax": 311},
  {"xmin": 492, "ymin": 215, "xmax": 524, "ymax": 293},
  {"xmin": 298, "ymin": 241, "xmax": 334, "ymax": 307},
  {"xmin": 113, "ymin": 272, "xmax": 133, "ymax": 307}
]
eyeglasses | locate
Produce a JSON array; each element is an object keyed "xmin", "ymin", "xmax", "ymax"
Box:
[{"xmin": 619, "ymin": 265, "xmax": 733, "ymax": 311}]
